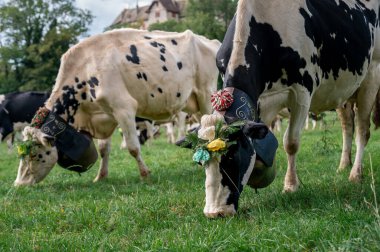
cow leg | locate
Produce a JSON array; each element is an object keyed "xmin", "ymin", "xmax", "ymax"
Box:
[
  {"xmin": 94, "ymin": 138, "xmax": 111, "ymax": 182},
  {"xmin": 118, "ymin": 116, "xmax": 150, "ymax": 177},
  {"xmin": 7, "ymin": 134, "xmax": 14, "ymax": 153},
  {"xmin": 144, "ymin": 120, "xmax": 155, "ymax": 146},
  {"xmin": 350, "ymin": 65, "xmax": 380, "ymax": 182},
  {"xmin": 103, "ymin": 93, "xmax": 150, "ymax": 177},
  {"xmin": 283, "ymin": 93, "xmax": 310, "ymax": 193},
  {"xmin": 336, "ymin": 102, "xmax": 354, "ymax": 172},
  {"xmin": 305, "ymin": 114, "xmax": 309, "ymax": 130},
  {"xmin": 120, "ymin": 132, "xmax": 128, "ymax": 149},
  {"xmin": 176, "ymin": 111, "xmax": 187, "ymax": 141},
  {"xmin": 311, "ymin": 118, "xmax": 317, "ymax": 130},
  {"xmin": 165, "ymin": 122, "xmax": 176, "ymax": 144}
]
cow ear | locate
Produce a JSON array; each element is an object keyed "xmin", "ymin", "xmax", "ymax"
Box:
[
  {"xmin": 242, "ymin": 121, "xmax": 268, "ymax": 139},
  {"xmin": 41, "ymin": 135, "xmax": 55, "ymax": 147}
]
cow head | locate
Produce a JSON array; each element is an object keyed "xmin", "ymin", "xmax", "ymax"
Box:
[
  {"xmin": 14, "ymin": 107, "xmax": 98, "ymax": 186},
  {"xmin": 14, "ymin": 126, "xmax": 58, "ymax": 186},
  {"xmin": 178, "ymin": 88, "xmax": 278, "ymax": 217},
  {"xmin": 203, "ymin": 115, "xmax": 269, "ymax": 217}
]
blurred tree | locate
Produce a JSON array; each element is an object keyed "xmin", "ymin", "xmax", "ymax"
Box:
[{"xmin": 0, "ymin": 0, "xmax": 93, "ymax": 93}]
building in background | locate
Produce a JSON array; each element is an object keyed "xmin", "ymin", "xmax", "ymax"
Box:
[{"xmin": 111, "ymin": 0, "xmax": 187, "ymax": 30}]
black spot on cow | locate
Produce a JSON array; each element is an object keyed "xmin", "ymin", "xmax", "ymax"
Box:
[
  {"xmin": 158, "ymin": 87, "xmax": 163, "ymax": 93},
  {"xmin": 144, "ymin": 36, "xmax": 152, "ymax": 40},
  {"xmin": 87, "ymin": 80, "xmax": 95, "ymax": 88},
  {"xmin": 176, "ymin": 92, "xmax": 181, "ymax": 98},
  {"xmin": 150, "ymin": 41, "xmax": 158, "ymax": 47},
  {"xmin": 177, "ymin": 62, "xmax": 183, "ymax": 70},
  {"xmin": 42, "ymin": 160, "xmax": 46, "ymax": 163},
  {"xmin": 75, "ymin": 77, "xmax": 79, "ymax": 83},
  {"xmin": 53, "ymin": 85, "xmax": 80, "ymax": 124},
  {"xmin": 81, "ymin": 92, "xmax": 87, "ymax": 100},
  {"xmin": 38, "ymin": 154, "xmax": 43, "ymax": 159},
  {"xmin": 53, "ymin": 99, "xmax": 65, "ymax": 115},
  {"xmin": 160, "ymin": 47, "xmax": 166, "ymax": 54},
  {"xmin": 137, "ymin": 72, "xmax": 148, "ymax": 81},
  {"xmin": 77, "ymin": 83, "xmax": 83, "ymax": 89},
  {"xmin": 162, "ymin": 66, "xmax": 168, "ymax": 72},
  {"xmin": 126, "ymin": 45, "xmax": 140, "ymax": 64},
  {"xmin": 171, "ymin": 39, "xmax": 178, "ymax": 45},
  {"xmin": 90, "ymin": 77, "xmax": 99, "ymax": 86},
  {"xmin": 300, "ymin": 0, "xmax": 376, "ymax": 80},
  {"xmin": 46, "ymin": 151, "xmax": 51, "ymax": 155},
  {"xmin": 160, "ymin": 55, "xmax": 166, "ymax": 62},
  {"xmin": 222, "ymin": 14, "xmax": 314, "ymax": 99},
  {"xmin": 82, "ymin": 81, "xmax": 86, "ymax": 86},
  {"xmin": 151, "ymin": 94, "xmax": 155, "ymax": 98},
  {"xmin": 90, "ymin": 89, "xmax": 96, "ymax": 99}
]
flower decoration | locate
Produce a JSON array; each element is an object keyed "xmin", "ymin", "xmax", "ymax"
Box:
[
  {"xmin": 30, "ymin": 107, "xmax": 50, "ymax": 129},
  {"xmin": 16, "ymin": 140, "xmax": 37, "ymax": 158},
  {"xmin": 179, "ymin": 114, "xmax": 245, "ymax": 166},
  {"xmin": 198, "ymin": 126, "xmax": 215, "ymax": 141},
  {"xmin": 207, "ymin": 138, "xmax": 226, "ymax": 152},
  {"xmin": 193, "ymin": 148, "xmax": 211, "ymax": 165},
  {"xmin": 211, "ymin": 89, "xmax": 234, "ymax": 111}
]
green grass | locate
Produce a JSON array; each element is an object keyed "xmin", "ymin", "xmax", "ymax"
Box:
[{"xmin": 1, "ymin": 112, "xmax": 380, "ymax": 251}]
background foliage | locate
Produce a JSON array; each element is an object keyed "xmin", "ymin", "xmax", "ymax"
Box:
[
  {"xmin": 0, "ymin": 0, "xmax": 236, "ymax": 93},
  {"xmin": 0, "ymin": 0, "xmax": 93, "ymax": 93}
]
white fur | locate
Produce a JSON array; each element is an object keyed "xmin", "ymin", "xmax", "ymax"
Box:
[
  {"xmin": 203, "ymin": 159, "xmax": 236, "ymax": 218},
  {"xmin": 241, "ymin": 153, "xmax": 256, "ymax": 186}
]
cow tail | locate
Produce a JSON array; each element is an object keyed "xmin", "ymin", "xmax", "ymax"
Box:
[{"xmin": 372, "ymin": 89, "xmax": 380, "ymax": 130}]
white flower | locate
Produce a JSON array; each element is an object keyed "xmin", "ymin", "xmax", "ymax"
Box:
[{"xmin": 198, "ymin": 126, "xmax": 215, "ymax": 141}]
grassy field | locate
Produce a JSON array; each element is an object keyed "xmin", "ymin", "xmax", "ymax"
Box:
[{"xmin": 0, "ymin": 112, "xmax": 380, "ymax": 251}]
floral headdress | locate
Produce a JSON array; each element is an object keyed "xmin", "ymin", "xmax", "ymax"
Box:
[
  {"xmin": 179, "ymin": 114, "xmax": 245, "ymax": 165},
  {"xmin": 17, "ymin": 107, "xmax": 50, "ymax": 158}
]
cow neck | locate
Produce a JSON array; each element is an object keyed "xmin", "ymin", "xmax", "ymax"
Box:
[{"xmin": 45, "ymin": 94, "xmax": 81, "ymax": 127}]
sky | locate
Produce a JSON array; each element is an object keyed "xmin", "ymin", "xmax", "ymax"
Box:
[{"xmin": 75, "ymin": 0, "xmax": 152, "ymax": 36}]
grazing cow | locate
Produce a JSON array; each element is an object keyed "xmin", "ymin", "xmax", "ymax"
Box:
[
  {"xmin": 0, "ymin": 91, "xmax": 50, "ymax": 148},
  {"xmin": 14, "ymin": 28, "xmax": 220, "ymax": 185},
  {"xmin": 198, "ymin": 0, "xmax": 380, "ymax": 217}
]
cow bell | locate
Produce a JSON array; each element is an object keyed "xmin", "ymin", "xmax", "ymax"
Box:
[
  {"xmin": 247, "ymin": 157, "xmax": 276, "ymax": 189},
  {"xmin": 57, "ymin": 132, "xmax": 98, "ymax": 173}
]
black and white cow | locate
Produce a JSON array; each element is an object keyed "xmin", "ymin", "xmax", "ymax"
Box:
[
  {"xmin": 14, "ymin": 29, "xmax": 220, "ymax": 185},
  {"xmin": 0, "ymin": 91, "xmax": 50, "ymax": 148},
  {"xmin": 199, "ymin": 0, "xmax": 380, "ymax": 217}
]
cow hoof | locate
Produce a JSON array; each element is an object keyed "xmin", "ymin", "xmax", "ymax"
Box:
[
  {"xmin": 204, "ymin": 210, "xmax": 236, "ymax": 218},
  {"xmin": 93, "ymin": 173, "xmax": 108, "ymax": 182},
  {"xmin": 349, "ymin": 173, "xmax": 362, "ymax": 183},
  {"xmin": 140, "ymin": 169, "xmax": 151, "ymax": 177},
  {"xmin": 282, "ymin": 184, "xmax": 299, "ymax": 193},
  {"xmin": 336, "ymin": 167, "xmax": 345, "ymax": 173},
  {"xmin": 337, "ymin": 162, "xmax": 351, "ymax": 173}
]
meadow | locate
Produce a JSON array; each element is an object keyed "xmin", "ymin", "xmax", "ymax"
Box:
[{"xmin": 0, "ymin": 113, "xmax": 380, "ymax": 251}]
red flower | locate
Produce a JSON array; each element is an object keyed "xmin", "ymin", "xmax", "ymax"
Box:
[{"xmin": 211, "ymin": 89, "xmax": 234, "ymax": 111}]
